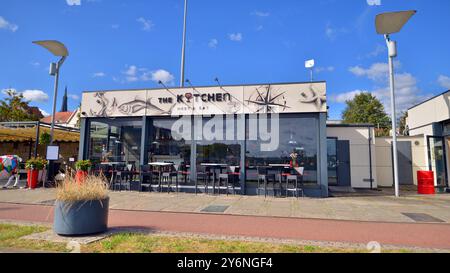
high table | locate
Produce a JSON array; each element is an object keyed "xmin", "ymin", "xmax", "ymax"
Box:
[
  {"xmin": 100, "ymin": 162, "xmax": 125, "ymax": 185},
  {"xmin": 201, "ymin": 163, "xmax": 228, "ymax": 195},
  {"xmin": 268, "ymin": 164, "xmax": 291, "ymax": 197},
  {"xmin": 149, "ymin": 162, "xmax": 175, "ymax": 192}
]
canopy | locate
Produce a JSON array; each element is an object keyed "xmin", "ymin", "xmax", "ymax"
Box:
[{"xmin": 0, "ymin": 123, "xmax": 79, "ymax": 143}]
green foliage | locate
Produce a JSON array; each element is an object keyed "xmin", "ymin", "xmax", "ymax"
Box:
[
  {"xmin": 0, "ymin": 89, "xmax": 42, "ymax": 122},
  {"xmin": 342, "ymin": 92, "xmax": 391, "ymax": 136},
  {"xmin": 75, "ymin": 160, "xmax": 92, "ymax": 171},
  {"xmin": 39, "ymin": 132, "xmax": 51, "ymax": 146},
  {"xmin": 25, "ymin": 157, "xmax": 48, "ymax": 170},
  {"xmin": 399, "ymin": 111, "xmax": 409, "ymax": 136}
]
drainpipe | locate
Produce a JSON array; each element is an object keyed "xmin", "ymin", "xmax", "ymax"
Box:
[{"xmin": 368, "ymin": 126, "xmax": 374, "ymax": 190}]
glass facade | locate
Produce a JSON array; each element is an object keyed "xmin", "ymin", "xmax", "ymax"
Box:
[
  {"xmin": 85, "ymin": 113, "xmax": 322, "ymax": 193},
  {"xmin": 87, "ymin": 118, "xmax": 142, "ymax": 169},
  {"xmin": 245, "ymin": 114, "xmax": 319, "ymax": 186}
]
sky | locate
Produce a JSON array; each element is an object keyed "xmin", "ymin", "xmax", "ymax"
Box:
[{"xmin": 1, "ymin": 0, "xmax": 450, "ymax": 119}]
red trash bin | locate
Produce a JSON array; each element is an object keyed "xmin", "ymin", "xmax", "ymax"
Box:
[{"xmin": 417, "ymin": 171, "xmax": 435, "ymax": 195}]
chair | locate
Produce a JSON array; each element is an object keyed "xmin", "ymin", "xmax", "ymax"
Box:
[
  {"xmin": 178, "ymin": 163, "xmax": 190, "ymax": 185},
  {"xmin": 285, "ymin": 175, "xmax": 304, "ymax": 198},
  {"xmin": 112, "ymin": 165, "xmax": 129, "ymax": 191},
  {"xmin": 257, "ymin": 167, "xmax": 276, "ymax": 198},
  {"xmin": 218, "ymin": 166, "xmax": 240, "ymax": 195},
  {"xmin": 196, "ymin": 165, "xmax": 212, "ymax": 194},
  {"xmin": 161, "ymin": 164, "xmax": 179, "ymax": 193},
  {"xmin": 139, "ymin": 165, "xmax": 153, "ymax": 192}
]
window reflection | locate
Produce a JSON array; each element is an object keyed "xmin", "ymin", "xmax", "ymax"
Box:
[
  {"xmin": 88, "ymin": 119, "xmax": 142, "ymax": 169},
  {"xmin": 246, "ymin": 115, "xmax": 319, "ymax": 185}
]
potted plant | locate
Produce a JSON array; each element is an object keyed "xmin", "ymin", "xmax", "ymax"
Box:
[
  {"xmin": 25, "ymin": 157, "xmax": 47, "ymax": 189},
  {"xmin": 75, "ymin": 160, "xmax": 92, "ymax": 184},
  {"xmin": 54, "ymin": 175, "xmax": 109, "ymax": 236}
]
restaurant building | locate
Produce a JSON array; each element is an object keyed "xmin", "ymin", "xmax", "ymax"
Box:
[
  {"xmin": 407, "ymin": 89, "xmax": 450, "ymax": 191},
  {"xmin": 78, "ymin": 81, "xmax": 379, "ymax": 197}
]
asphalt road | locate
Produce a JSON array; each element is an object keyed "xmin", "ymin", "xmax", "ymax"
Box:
[{"xmin": 1, "ymin": 202, "xmax": 449, "ymax": 250}]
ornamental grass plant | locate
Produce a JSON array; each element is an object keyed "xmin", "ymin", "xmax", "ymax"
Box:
[{"xmin": 56, "ymin": 174, "xmax": 109, "ymax": 203}]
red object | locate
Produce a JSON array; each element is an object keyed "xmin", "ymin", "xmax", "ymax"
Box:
[
  {"xmin": 417, "ymin": 171, "xmax": 435, "ymax": 195},
  {"xmin": 76, "ymin": 170, "xmax": 88, "ymax": 184},
  {"xmin": 27, "ymin": 170, "xmax": 39, "ymax": 189}
]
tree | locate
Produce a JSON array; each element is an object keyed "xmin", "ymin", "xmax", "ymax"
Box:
[
  {"xmin": 0, "ymin": 89, "xmax": 43, "ymax": 122},
  {"xmin": 398, "ymin": 111, "xmax": 409, "ymax": 136},
  {"xmin": 342, "ymin": 92, "xmax": 391, "ymax": 136}
]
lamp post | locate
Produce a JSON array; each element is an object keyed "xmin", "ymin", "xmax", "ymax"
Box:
[
  {"xmin": 180, "ymin": 0, "xmax": 188, "ymax": 87},
  {"xmin": 32, "ymin": 40, "xmax": 69, "ymax": 145},
  {"xmin": 375, "ymin": 10, "xmax": 416, "ymax": 197},
  {"xmin": 33, "ymin": 40, "xmax": 69, "ymax": 187}
]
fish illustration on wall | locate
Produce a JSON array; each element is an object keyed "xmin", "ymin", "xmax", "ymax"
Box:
[
  {"xmin": 298, "ymin": 84, "xmax": 327, "ymax": 110},
  {"xmin": 89, "ymin": 92, "xmax": 175, "ymax": 117}
]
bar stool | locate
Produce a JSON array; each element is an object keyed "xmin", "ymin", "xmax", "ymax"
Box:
[
  {"xmin": 196, "ymin": 165, "xmax": 212, "ymax": 194},
  {"xmin": 257, "ymin": 167, "xmax": 276, "ymax": 198},
  {"xmin": 285, "ymin": 175, "xmax": 304, "ymax": 198}
]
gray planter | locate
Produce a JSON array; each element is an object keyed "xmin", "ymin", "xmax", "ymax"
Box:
[{"xmin": 53, "ymin": 198, "xmax": 109, "ymax": 236}]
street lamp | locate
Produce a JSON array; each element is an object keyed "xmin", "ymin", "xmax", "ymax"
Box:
[
  {"xmin": 32, "ymin": 40, "xmax": 69, "ymax": 145},
  {"xmin": 33, "ymin": 40, "xmax": 69, "ymax": 187},
  {"xmin": 375, "ymin": 10, "xmax": 416, "ymax": 197},
  {"xmin": 180, "ymin": 0, "xmax": 188, "ymax": 87}
]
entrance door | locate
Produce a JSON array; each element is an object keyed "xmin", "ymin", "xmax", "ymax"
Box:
[
  {"xmin": 337, "ymin": 140, "xmax": 351, "ymax": 187},
  {"xmin": 427, "ymin": 136, "xmax": 448, "ymax": 188},
  {"xmin": 327, "ymin": 138, "xmax": 338, "ymax": 186},
  {"xmin": 395, "ymin": 141, "xmax": 414, "ymax": 185}
]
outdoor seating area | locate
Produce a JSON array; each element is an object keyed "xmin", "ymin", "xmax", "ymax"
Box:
[{"xmin": 87, "ymin": 161, "xmax": 305, "ymax": 198}]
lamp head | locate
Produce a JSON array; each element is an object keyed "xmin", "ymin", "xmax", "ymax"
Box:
[
  {"xmin": 375, "ymin": 10, "xmax": 416, "ymax": 35},
  {"xmin": 33, "ymin": 40, "xmax": 69, "ymax": 57}
]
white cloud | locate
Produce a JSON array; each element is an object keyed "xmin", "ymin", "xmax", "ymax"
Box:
[
  {"xmin": 137, "ymin": 17, "xmax": 154, "ymax": 31},
  {"xmin": 0, "ymin": 16, "xmax": 18, "ymax": 32},
  {"xmin": 438, "ymin": 75, "xmax": 450, "ymax": 90},
  {"xmin": 22, "ymin": 90, "xmax": 49, "ymax": 103},
  {"xmin": 120, "ymin": 65, "xmax": 174, "ymax": 85},
  {"xmin": 228, "ymin": 33, "xmax": 243, "ymax": 42},
  {"xmin": 208, "ymin": 38, "xmax": 218, "ymax": 48},
  {"xmin": 315, "ymin": 66, "xmax": 335, "ymax": 73},
  {"xmin": 93, "ymin": 72, "xmax": 106, "ymax": 78},
  {"xmin": 30, "ymin": 61, "xmax": 40, "ymax": 67},
  {"xmin": 39, "ymin": 108, "xmax": 50, "ymax": 117},
  {"xmin": 68, "ymin": 94, "xmax": 80, "ymax": 100},
  {"xmin": 251, "ymin": 11, "xmax": 270, "ymax": 17},
  {"xmin": 66, "ymin": 0, "xmax": 81, "ymax": 6},
  {"xmin": 344, "ymin": 62, "xmax": 430, "ymax": 114},
  {"xmin": 325, "ymin": 23, "xmax": 347, "ymax": 41},
  {"xmin": 148, "ymin": 69, "xmax": 175, "ymax": 85},
  {"xmin": 367, "ymin": 0, "xmax": 381, "ymax": 6},
  {"xmin": 331, "ymin": 90, "xmax": 365, "ymax": 103}
]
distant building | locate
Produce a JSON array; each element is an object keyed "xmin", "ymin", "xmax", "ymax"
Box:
[{"xmin": 40, "ymin": 86, "xmax": 80, "ymax": 128}]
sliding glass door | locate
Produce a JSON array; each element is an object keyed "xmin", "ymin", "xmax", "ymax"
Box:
[{"xmin": 427, "ymin": 136, "xmax": 448, "ymax": 188}]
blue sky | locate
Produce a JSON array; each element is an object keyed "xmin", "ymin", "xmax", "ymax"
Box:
[{"xmin": 1, "ymin": 0, "xmax": 450, "ymax": 119}]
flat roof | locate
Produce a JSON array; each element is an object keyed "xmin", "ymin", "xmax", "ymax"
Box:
[
  {"xmin": 82, "ymin": 80, "xmax": 326, "ymax": 94},
  {"xmin": 408, "ymin": 89, "xmax": 450, "ymax": 111},
  {"xmin": 326, "ymin": 123, "xmax": 375, "ymax": 128}
]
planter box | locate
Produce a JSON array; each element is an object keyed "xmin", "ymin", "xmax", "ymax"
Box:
[{"xmin": 54, "ymin": 198, "xmax": 109, "ymax": 236}]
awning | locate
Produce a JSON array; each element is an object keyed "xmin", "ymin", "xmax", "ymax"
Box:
[{"xmin": 0, "ymin": 123, "xmax": 80, "ymax": 143}]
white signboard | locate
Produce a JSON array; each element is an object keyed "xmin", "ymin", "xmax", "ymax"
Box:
[
  {"xmin": 46, "ymin": 146, "xmax": 60, "ymax": 161},
  {"xmin": 81, "ymin": 82, "xmax": 327, "ymax": 118}
]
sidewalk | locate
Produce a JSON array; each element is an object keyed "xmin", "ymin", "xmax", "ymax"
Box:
[
  {"xmin": 1, "ymin": 202, "xmax": 450, "ymax": 250},
  {"xmin": 1, "ymin": 188, "xmax": 450, "ymax": 223}
]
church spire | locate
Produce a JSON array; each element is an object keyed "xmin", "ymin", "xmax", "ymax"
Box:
[{"xmin": 61, "ymin": 86, "xmax": 68, "ymax": 112}]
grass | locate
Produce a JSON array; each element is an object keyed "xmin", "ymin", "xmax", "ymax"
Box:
[{"xmin": 0, "ymin": 223, "xmax": 421, "ymax": 253}]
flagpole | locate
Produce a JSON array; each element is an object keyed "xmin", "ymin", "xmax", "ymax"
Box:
[{"xmin": 180, "ymin": 0, "xmax": 188, "ymax": 87}]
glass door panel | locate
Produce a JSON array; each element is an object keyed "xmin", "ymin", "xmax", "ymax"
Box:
[{"xmin": 428, "ymin": 136, "xmax": 448, "ymax": 188}]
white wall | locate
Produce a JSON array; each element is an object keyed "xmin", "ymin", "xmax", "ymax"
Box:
[
  {"xmin": 375, "ymin": 136, "xmax": 427, "ymax": 187},
  {"xmin": 407, "ymin": 91, "xmax": 450, "ymax": 131},
  {"xmin": 326, "ymin": 126, "xmax": 377, "ymax": 189}
]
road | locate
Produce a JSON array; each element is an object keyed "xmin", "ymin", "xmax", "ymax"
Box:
[{"xmin": 1, "ymin": 202, "xmax": 449, "ymax": 250}]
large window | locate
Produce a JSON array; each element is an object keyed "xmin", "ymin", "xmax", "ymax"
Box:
[
  {"xmin": 195, "ymin": 115, "xmax": 242, "ymax": 170},
  {"xmin": 245, "ymin": 114, "xmax": 319, "ymax": 185},
  {"xmin": 88, "ymin": 118, "xmax": 142, "ymax": 169},
  {"xmin": 147, "ymin": 117, "xmax": 191, "ymax": 173}
]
